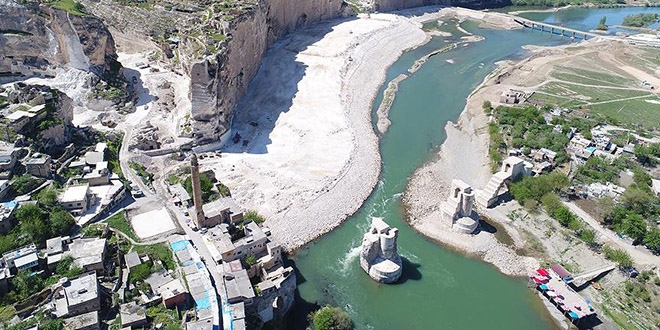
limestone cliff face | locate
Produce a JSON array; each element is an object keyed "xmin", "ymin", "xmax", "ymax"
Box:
[
  {"xmin": 373, "ymin": 0, "xmax": 510, "ymax": 11},
  {"xmin": 189, "ymin": 0, "xmax": 351, "ymax": 145},
  {"xmin": 0, "ymin": 0, "xmax": 119, "ymax": 78}
]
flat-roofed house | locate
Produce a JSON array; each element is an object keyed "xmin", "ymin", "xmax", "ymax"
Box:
[{"xmin": 60, "ymin": 184, "xmax": 91, "ymax": 216}]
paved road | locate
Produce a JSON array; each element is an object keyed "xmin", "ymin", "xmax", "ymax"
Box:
[
  {"xmin": 153, "ymin": 175, "xmax": 226, "ymax": 299},
  {"xmin": 564, "ymin": 201, "xmax": 660, "ymax": 268}
]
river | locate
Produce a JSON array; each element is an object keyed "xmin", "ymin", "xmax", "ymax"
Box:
[{"xmin": 290, "ymin": 7, "xmax": 647, "ymax": 330}]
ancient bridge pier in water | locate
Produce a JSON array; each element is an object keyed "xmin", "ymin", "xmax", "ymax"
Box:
[{"xmin": 514, "ymin": 18, "xmax": 600, "ymax": 40}]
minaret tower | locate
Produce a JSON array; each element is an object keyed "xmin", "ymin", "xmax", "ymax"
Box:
[{"xmin": 190, "ymin": 153, "xmax": 206, "ymax": 228}]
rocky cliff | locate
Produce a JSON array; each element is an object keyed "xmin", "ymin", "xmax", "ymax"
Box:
[
  {"xmin": 188, "ymin": 0, "xmax": 352, "ymax": 145},
  {"xmin": 373, "ymin": 0, "xmax": 510, "ymax": 11},
  {"xmin": 0, "ymin": 0, "xmax": 119, "ymax": 79}
]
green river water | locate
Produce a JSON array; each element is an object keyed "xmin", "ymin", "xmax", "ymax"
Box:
[{"xmin": 291, "ymin": 8, "xmax": 649, "ymax": 329}]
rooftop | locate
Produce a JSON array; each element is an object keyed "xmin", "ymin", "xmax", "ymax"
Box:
[
  {"xmin": 64, "ymin": 272, "xmax": 99, "ymax": 307},
  {"xmin": 84, "ymin": 151, "xmax": 104, "ymax": 165},
  {"xmin": 65, "ymin": 238, "xmax": 106, "ymax": 268},
  {"xmin": 0, "ymin": 200, "xmax": 17, "ymax": 220},
  {"xmin": 63, "ymin": 311, "xmax": 98, "ymax": 330},
  {"xmin": 14, "ymin": 252, "xmax": 38, "ymax": 268},
  {"xmin": 171, "ymin": 184, "xmax": 191, "ymax": 201},
  {"xmin": 119, "ymin": 302, "xmax": 146, "ymax": 327},
  {"xmin": 222, "ymin": 260, "xmax": 255, "ymax": 302},
  {"xmin": 131, "ymin": 208, "xmax": 177, "ymax": 240},
  {"xmin": 203, "ymin": 197, "xmax": 243, "ymax": 218},
  {"xmin": 46, "ymin": 237, "xmax": 64, "ymax": 256},
  {"xmin": 124, "ymin": 251, "xmax": 142, "ymax": 269},
  {"xmin": 60, "ymin": 185, "xmax": 89, "ymax": 203},
  {"xmin": 158, "ymin": 278, "xmax": 188, "ymax": 300},
  {"xmin": 95, "ymin": 142, "xmax": 107, "ymax": 154},
  {"xmin": 26, "ymin": 154, "xmax": 50, "ymax": 165},
  {"xmin": 3, "ymin": 244, "xmax": 36, "ymax": 260}
]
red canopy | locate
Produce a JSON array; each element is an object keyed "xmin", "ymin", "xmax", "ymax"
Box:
[
  {"xmin": 537, "ymin": 268, "xmax": 550, "ymax": 277},
  {"xmin": 533, "ymin": 277, "xmax": 543, "ymax": 284}
]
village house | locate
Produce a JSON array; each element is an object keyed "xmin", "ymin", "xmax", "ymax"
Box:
[
  {"xmin": 52, "ymin": 272, "xmax": 100, "ymax": 318},
  {"xmin": 533, "ymin": 148, "xmax": 557, "ymax": 163},
  {"xmin": 207, "ymin": 222, "xmax": 268, "ymax": 263},
  {"xmin": 0, "ymin": 201, "xmax": 17, "ymax": 234},
  {"xmin": 499, "ymin": 89, "xmax": 523, "ymax": 104},
  {"xmin": 170, "ymin": 184, "xmax": 192, "ymax": 208},
  {"xmin": 570, "ymin": 134, "xmax": 592, "ymax": 150},
  {"xmin": 60, "ymin": 184, "xmax": 92, "ymax": 216},
  {"xmin": 144, "ymin": 270, "xmax": 189, "ymax": 308},
  {"xmin": 202, "ymin": 197, "xmax": 244, "ymax": 226},
  {"xmin": 45, "ymin": 236, "xmax": 70, "ymax": 269},
  {"xmin": 119, "ymin": 302, "xmax": 147, "ymax": 328},
  {"xmin": 4, "ymin": 103, "xmax": 47, "ymax": 132},
  {"xmin": 25, "ymin": 152, "xmax": 52, "ymax": 177},
  {"xmin": 0, "ymin": 142, "xmax": 18, "ymax": 175},
  {"xmin": 64, "ymin": 238, "xmax": 107, "ymax": 273},
  {"xmin": 2, "ymin": 244, "xmax": 39, "ymax": 274},
  {"xmin": 221, "ymin": 260, "xmax": 255, "ymax": 305}
]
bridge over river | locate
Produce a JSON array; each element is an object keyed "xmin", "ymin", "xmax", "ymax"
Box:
[{"xmin": 513, "ymin": 17, "xmax": 602, "ymax": 40}]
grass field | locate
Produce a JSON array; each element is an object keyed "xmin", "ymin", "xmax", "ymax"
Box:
[
  {"xmin": 531, "ymin": 59, "xmax": 659, "ymax": 128},
  {"xmin": 107, "ymin": 212, "xmax": 139, "ymax": 242}
]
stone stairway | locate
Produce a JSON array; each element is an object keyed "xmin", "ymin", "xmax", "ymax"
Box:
[{"xmin": 476, "ymin": 171, "xmax": 510, "ymax": 208}]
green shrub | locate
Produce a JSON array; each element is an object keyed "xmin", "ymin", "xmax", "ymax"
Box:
[
  {"xmin": 602, "ymin": 246, "xmax": 633, "ymax": 268},
  {"xmin": 311, "ymin": 306, "xmax": 352, "ymax": 330},
  {"xmin": 244, "ymin": 210, "xmax": 265, "ymax": 224}
]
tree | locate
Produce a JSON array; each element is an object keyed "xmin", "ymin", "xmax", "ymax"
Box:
[
  {"xmin": 644, "ymin": 228, "xmax": 660, "ymax": 251},
  {"xmin": 634, "ymin": 144, "xmax": 655, "ymax": 166},
  {"xmin": 482, "ymin": 101, "xmax": 492, "ymax": 113},
  {"xmin": 244, "ymin": 253, "xmax": 257, "ymax": 268},
  {"xmin": 11, "ymin": 174, "xmax": 42, "ymax": 195},
  {"xmin": 596, "ymin": 197, "xmax": 615, "ymax": 223},
  {"xmin": 56, "ymin": 256, "xmax": 74, "ymax": 276},
  {"xmin": 579, "ymin": 229, "xmax": 597, "ymax": 247},
  {"xmin": 11, "ymin": 270, "xmax": 44, "ymax": 300},
  {"xmin": 622, "ymin": 186, "xmax": 653, "ymax": 216},
  {"xmin": 311, "ymin": 306, "xmax": 352, "ymax": 330},
  {"xmin": 16, "ymin": 204, "xmax": 51, "ymax": 245},
  {"xmin": 37, "ymin": 188, "xmax": 58, "ymax": 210},
  {"xmin": 541, "ymin": 193, "xmax": 562, "ymax": 215},
  {"xmin": 50, "ymin": 208, "xmax": 75, "ymax": 237},
  {"xmin": 596, "ymin": 16, "xmax": 608, "ymax": 30},
  {"xmin": 622, "ymin": 214, "xmax": 647, "ymax": 243}
]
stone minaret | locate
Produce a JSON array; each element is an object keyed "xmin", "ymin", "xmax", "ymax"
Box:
[{"xmin": 190, "ymin": 153, "xmax": 205, "ymax": 228}]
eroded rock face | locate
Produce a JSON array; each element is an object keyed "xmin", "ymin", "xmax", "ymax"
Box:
[
  {"xmin": 0, "ymin": 0, "xmax": 119, "ymax": 78},
  {"xmin": 188, "ymin": 0, "xmax": 352, "ymax": 145},
  {"xmin": 373, "ymin": 0, "xmax": 510, "ymax": 11}
]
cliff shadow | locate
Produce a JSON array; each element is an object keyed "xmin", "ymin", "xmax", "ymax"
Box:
[
  {"xmin": 396, "ymin": 256, "xmax": 422, "ymax": 284},
  {"xmin": 123, "ymin": 67, "xmax": 153, "ymax": 108},
  {"xmin": 223, "ymin": 17, "xmax": 357, "ymax": 155}
]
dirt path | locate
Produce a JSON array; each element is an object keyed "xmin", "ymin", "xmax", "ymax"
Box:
[{"xmin": 564, "ymin": 201, "xmax": 660, "ymax": 268}]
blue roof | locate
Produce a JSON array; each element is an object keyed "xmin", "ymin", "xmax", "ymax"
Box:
[
  {"xmin": 2, "ymin": 201, "xmax": 17, "ymax": 209},
  {"xmin": 170, "ymin": 240, "xmax": 190, "ymax": 252}
]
